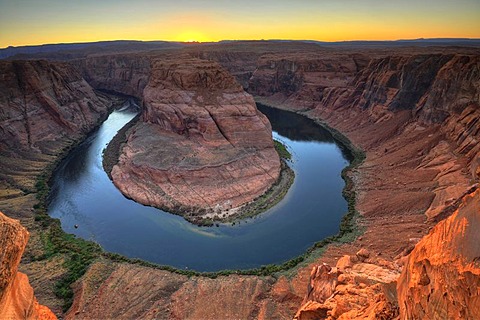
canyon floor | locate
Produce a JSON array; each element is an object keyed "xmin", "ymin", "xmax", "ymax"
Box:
[{"xmin": 0, "ymin": 41, "xmax": 479, "ymax": 319}]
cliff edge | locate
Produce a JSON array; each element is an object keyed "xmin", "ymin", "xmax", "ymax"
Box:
[{"xmin": 0, "ymin": 211, "xmax": 56, "ymax": 319}]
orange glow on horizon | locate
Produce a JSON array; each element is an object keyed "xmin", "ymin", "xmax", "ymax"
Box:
[
  {"xmin": 175, "ymin": 31, "xmax": 209, "ymax": 43},
  {"xmin": 1, "ymin": 0, "xmax": 479, "ymax": 48}
]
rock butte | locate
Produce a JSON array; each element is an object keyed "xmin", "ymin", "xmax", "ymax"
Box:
[
  {"xmin": 110, "ymin": 58, "xmax": 281, "ymax": 219},
  {"xmin": 0, "ymin": 41, "xmax": 478, "ymax": 318}
]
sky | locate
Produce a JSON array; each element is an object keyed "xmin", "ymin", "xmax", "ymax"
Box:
[{"xmin": 1, "ymin": 0, "xmax": 479, "ymax": 48}]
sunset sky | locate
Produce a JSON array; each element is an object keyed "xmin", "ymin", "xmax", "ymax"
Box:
[{"xmin": 1, "ymin": 0, "xmax": 479, "ymax": 48}]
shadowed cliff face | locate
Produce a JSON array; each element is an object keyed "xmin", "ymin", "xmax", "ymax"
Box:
[
  {"xmin": 0, "ymin": 60, "xmax": 111, "ymax": 207},
  {"xmin": 0, "ymin": 60, "xmax": 109, "ymax": 156},
  {"xmin": 111, "ymin": 58, "xmax": 281, "ymax": 219},
  {"xmin": 351, "ymin": 54, "xmax": 454, "ymax": 111},
  {"xmin": 73, "ymin": 55, "xmax": 151, "ymax": 99},
  {"xmin": 0, "ymin": 211, "xmax": 56, "ymax": 319},
  {"xmin": 249, "ymin": 53, "xmax": 369, "ymax": 110}
]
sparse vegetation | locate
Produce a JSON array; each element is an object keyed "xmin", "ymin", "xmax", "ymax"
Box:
[
  {"xmin": 102, "ymin": 113, "xmax": 140, "ymax": 179},
  {"xmin": 274, "ymin": 140, "xmax": 292, "ymax": 160},
  {"xmin": 29, "ymin": 101, "xmax": 365, "ymax": 311}
]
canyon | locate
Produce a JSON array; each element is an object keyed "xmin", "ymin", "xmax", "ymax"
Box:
[{"xmin": 0, "ymin": 41, "xmax": 479, "ymax": 319}]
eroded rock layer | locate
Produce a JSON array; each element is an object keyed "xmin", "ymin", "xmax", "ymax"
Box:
[
  {"xmin": 0, "ymin": 60, "xmax": 110, "ymax": 200},
  {"xmin": 397, "ymin": 188, "xmax": 480, "ymax": 320},
  {"xmin": 0, "ymin": 211, "xmax": 56, "ymax": 319},
  {"xmin": 111, "ymin": 58, "xmax": 281, "ymax": 217},
  {"xmin": 0, "ymin": 59, "xmax": 114, "ymax": 313}
]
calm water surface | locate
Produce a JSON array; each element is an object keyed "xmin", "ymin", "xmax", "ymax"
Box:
[{"xmin": 48, "ymin": 103, "xmax": 351, "ymax": 272}]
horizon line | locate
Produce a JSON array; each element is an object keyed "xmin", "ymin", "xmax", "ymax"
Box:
[{"xmin": 2, "ymin": 37, "xmax": 480, "ymax": 50}]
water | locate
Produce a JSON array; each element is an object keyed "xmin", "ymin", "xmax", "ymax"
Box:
[{"xmin": 48, "ymin": 103, "xmax": 351, "ymax": 272}]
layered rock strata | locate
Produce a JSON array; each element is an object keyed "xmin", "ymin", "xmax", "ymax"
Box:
[
  {"xmin": 72, "ymin": 54, "xmax": 151, "ymax": 99},
  {"xmin": 110, "ymin": 58, "xmax": 281, "ymax": 220},
  {"xmin": 0, "ymin": 211, "xmax": 56, "ymax": 319},
  {"xmin": 0, "ymin": 60, "xmax": 110, "ymax": 197},
  {"xmin": 0, "ymin": 59, "xmax": 114, "ymax": 313}
]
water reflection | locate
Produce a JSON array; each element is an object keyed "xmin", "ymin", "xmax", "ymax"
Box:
[
  {"xmin": 48, "ymin": 103, "xmax": 350, "ymax": 271},
  {"xmin": 257, "ymin": 104, "xmax": 353, "ymax": 161}
]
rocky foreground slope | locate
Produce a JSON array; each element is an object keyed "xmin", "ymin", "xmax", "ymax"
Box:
[
  {"xmin": 110, "ymin": 58, "xmax": 281, "ymax": 220},
  {"xmin": 294, "ymin": 187, "xmax": 479, "ymax": 320},
  {"xmin": 0, "ymin": 43, "xmax": 479, "ymax": 318},
  {"xmin": 0, "ymin": 211, "xmax": 56, "ymax": 319}
]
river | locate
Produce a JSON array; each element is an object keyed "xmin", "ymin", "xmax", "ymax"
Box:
[{"xmin": 48, "ymin": 102, "xmax": 351, "ymax": 272}]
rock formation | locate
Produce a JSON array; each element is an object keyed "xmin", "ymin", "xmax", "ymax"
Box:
[
  {"xmin": 0, "ymin": 60, "xmax": 110, "ymax": 195},
  {"xmin": 294, "ymin": 254, "xmax": 400, "ymax": 320},
  {"xmin": 110, "ymin": 58, "xmax": 281, "ymax": 220},
  {"xmin": 73, "ymin": 54, "xmax": 151, "ymax": 99},
  {"xmin": 0, "ymin": 60, "xmax": 109, "ymax": 155},
  {"xmin": 397, "ymin": 188, "xmax": 480, "ymax": 320},
  {"xmin": 0, "ymin": 211, "xmax": 56, "ymax": 319}
]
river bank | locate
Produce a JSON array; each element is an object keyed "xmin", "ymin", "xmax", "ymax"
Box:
[
  {"xmin": 43, "ymin": 101, "xmax": 360, "ymax": 271},
  {"xmin": 102, "ymin": 106, "xmax": 296, "ymax": 226}
]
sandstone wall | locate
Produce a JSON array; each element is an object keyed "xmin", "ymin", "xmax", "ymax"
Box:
[
  {"xmin": 0, "ymin": 60, "xmax": 111, "ymax": 203},
  {"xmin": 72, "ymin": 54, "xmax": 151, "ymax": 99},
  {"xmin": 0, "ymin": 60, "xmax": 109, "ymax": 156}
]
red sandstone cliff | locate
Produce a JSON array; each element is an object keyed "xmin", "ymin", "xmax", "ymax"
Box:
[
  {"xmin": 111, "ymin": 58, "xmax": 281, "ymax": 219},
  {"xmin": 0, "ymin": 60, "xmax": 109, "ymax": 155},
  {"xmin": 72, "ymin": 54, "xmax": 151, "ymax": 99},
  {"xmin": 397, "ymin": 188, "xmax": 480, "ymax": 320},
  {"xmin": 255, "ymin": 50, "xmax": 480, "ymax": 320},
  {"xmin": 0, "ymin": 60, "xmax": 110, "ymax": 195},
  {"xmin": 0, "ymin": 211, "xmax": 56, "ymax": 319}
]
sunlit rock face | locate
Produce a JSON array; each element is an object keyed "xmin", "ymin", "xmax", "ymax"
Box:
[
  {"xmin": 0, "ymin": 211, "xmax": 57, "ymax": 320},
  {"xmin": 111, "ymin": 58, "xmax": 281, "ymax": 219},
  {"xmin": 397, "ymin": 188, "xmax": 480, "ymax": 320}
]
